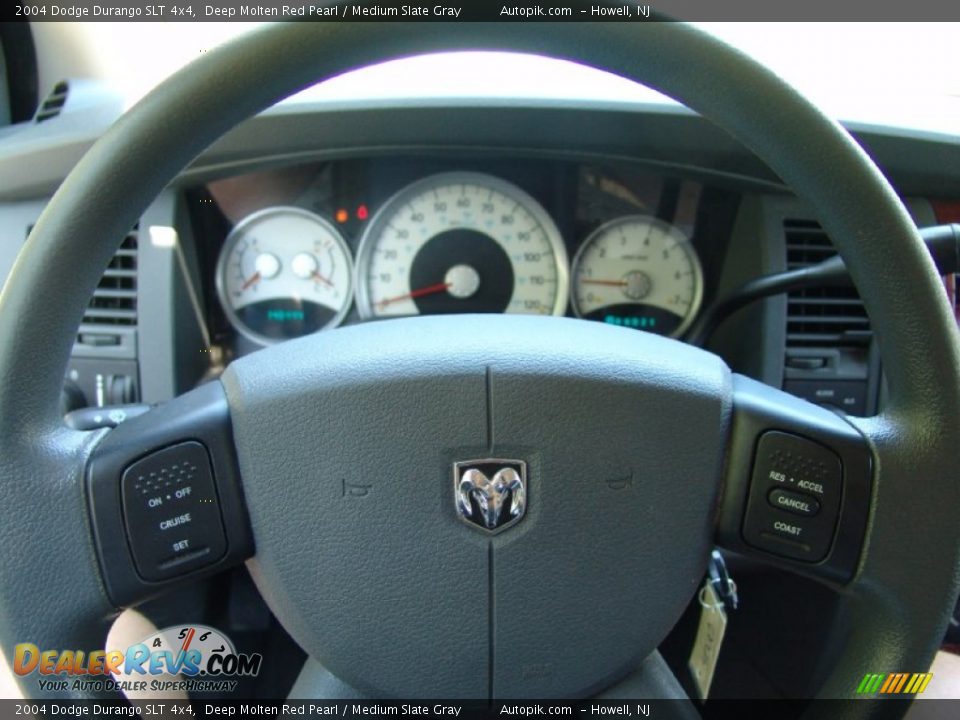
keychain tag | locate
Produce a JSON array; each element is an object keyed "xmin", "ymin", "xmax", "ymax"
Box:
[{"xmin": 688, "ymin": 579, "xmax": 728, "ymax": 701}]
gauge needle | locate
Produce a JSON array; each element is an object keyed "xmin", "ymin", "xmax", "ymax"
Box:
[
  {"xmin": 240, "ymin": 271, "xmax": 262, "ymax": 291},
  {"xmin": 378, "ymin": 281, "xmax": 451, "ymax": 308},
  {"xmin": 581, "ymin": 279, "xmax": 628, "ymax": 287},
  {"xmin": 312, "ymin": 271, "xmax": 334, "ymax": 288},
  {"xmin": 180, "ymin": 627, "xmax": 196, "ymax": 653}
]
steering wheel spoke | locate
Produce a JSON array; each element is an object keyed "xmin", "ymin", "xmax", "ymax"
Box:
[
  {"xmin": 86, "ymin": 381, "xmax": 253, "ymax": 608},
  {"xmin": 715, "ymin": 374, "xmax": 873, "ymax": 585}
]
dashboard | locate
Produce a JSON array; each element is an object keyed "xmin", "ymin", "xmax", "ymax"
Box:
[
  {"xmin": 191, "ymin": 157, "xmax": 736, "ymax": 355},
  {"xmin": 1, "ymin": 80, "xmax": 958, "ymax": 424}
]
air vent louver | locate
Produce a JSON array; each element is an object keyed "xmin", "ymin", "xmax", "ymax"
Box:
[
  {"xmin": 35, "ymin": 81, "xmax": 69, "ymax": 123},
  {"xmin": 81, "ymin": 231, "xmax": 139, "ymax": 327},
  {"xmin": 784, "ymin": 219, "xmax": 871, "ymax": 347}
]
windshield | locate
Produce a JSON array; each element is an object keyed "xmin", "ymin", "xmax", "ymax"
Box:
[{"xmin": 32, "ymin": 22, "xmax": 960, "ymax": 135}]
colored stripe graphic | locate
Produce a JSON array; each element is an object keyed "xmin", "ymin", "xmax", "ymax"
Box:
[
  {"xmin": 858, "ymin": 672, "xmax": 932, "ymax": 694},
  {"xmin": 857, "ymin": 674, "xmax": 884, "ymax": 694},
  {"xmin": 893, "ymin": 674, "xmax": 909, "ymax": 693},
  {"xmin": 879, "ymin": 674, "xmax": 896, "ymax": 693}
]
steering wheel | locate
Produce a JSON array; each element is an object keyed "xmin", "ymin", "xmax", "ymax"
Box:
[{"xmin": 2, "ymin": 22, "xmax": 959, "ymax": 711}]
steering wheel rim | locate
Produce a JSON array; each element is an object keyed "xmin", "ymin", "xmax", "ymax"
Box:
[{"xmin": 1, "ymin": 21, "xmax": 958, "ymax": 708}]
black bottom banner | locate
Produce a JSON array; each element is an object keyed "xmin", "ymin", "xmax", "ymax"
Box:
[{"xmin": 2, "ymin": 700, "xmax": 958, "ymax": 720}]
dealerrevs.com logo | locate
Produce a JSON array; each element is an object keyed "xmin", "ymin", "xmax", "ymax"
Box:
[{"xmin": 12, "ymin": 625, "xmax": 261, "ymax": 694}]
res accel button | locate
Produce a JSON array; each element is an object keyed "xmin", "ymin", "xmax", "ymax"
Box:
[{"xmin": 768, "ymin": 488, "xmax": 821, "ymax": 517}]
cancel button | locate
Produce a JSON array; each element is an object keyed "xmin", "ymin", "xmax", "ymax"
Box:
[{"xmin": 768, "ymin": 489, "xmax": 820, "ymax": 517}]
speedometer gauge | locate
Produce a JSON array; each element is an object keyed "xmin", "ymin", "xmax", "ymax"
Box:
[
  {"xmin": 355, "ymin": 172, "xmax": 568, "ymax": 318},
  {"xmin": 216, "ymin": 207, "xmax": 353, "ymax": 345},
  {"xmin": 571, "ymin": 216, "xmax": 703, "ymax": 337}
]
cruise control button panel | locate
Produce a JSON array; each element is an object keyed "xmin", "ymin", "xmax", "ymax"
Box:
[
  {"xmin": 86, "ymin": 381, "xmax": 253, "ymax": 606},
  {"xmin": 121, "ymin": 441, "xmax": 227, "ymax": 581},
  {"xmin": 742, "ymin": 431, "xmax": 842, "ymax": 562}
]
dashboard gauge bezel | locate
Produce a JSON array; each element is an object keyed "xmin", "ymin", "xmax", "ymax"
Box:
[
  {"xmin": 215, "ymin": 205, "xmax": 354, "ymax": 346},
  {"xmin": 569, "ymin": 214, "xmax": 705, "ymax": 338},
  {"xmin": 353, "ymin": 171, "xmax": 569, "ymax": 320}
]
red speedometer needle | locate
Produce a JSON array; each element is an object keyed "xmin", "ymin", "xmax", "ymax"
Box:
[
  {"xmin": 312, "ymin": 271, "xmax": 333, "ymax": 288},
  {"xmin": 240, "ymin": 271, "xmax": 262, "ymax": 291},
  {"xmin": 378, "ymin": 282, "xmax": 451, "ymax": 308},
  {"xmin": 581, "ymin": 279, "xmax": 628, "ymax": 287},
  {"xmin": 180, "ymin": 627, "xmax": 196, "ymax": 653}
]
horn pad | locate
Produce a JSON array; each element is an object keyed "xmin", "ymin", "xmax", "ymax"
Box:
[{"xmin": 221, "ymin": 315, "xmax": 730, "ymax": 698}]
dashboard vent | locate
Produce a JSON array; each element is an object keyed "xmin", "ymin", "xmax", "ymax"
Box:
[
  {"xmin": 784, "ymin": 219, "xmax": 871, "ymax": 347},
  {"xmin": 35, "ymin": 81, "xmax": 69, "ymax": 123},
  {"xmin": 81, "ymin": 230, "xmax": 139, "ymax": 328}
]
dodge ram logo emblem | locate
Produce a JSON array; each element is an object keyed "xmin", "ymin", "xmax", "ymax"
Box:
[{"xmin": 454, "ymin": 459, "xmax": 527, "ymax": 533}]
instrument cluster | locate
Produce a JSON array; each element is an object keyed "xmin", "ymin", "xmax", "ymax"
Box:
[{"xmin": 197, "ymin": 158, "xmax": 722, "ymax": 352}]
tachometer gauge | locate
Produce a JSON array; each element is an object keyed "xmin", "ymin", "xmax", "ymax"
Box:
[
  {"xmin": 216, "ymin": 207, "xmax": 353, "ymax": 345},
  {"xmin": 571, "ymin": 216, "xmax": 703, "ymax": 337},
  {"xmin": 355, "ymin": 172, "xmax": 568, "ymax": 318}
]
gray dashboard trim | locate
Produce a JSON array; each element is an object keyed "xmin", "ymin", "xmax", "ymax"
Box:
[{"xmin": 137, "ymin": 190, "xmax": 210, "ymax": 404}]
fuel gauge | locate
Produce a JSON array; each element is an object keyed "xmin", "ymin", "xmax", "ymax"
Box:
[{"xmin": 216, "ymin": 207, "xmax": 353, "ymax": 344}]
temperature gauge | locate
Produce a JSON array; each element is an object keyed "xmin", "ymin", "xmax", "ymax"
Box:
[{"xmin": 216, "ymin": 207, "xmax": 353, "ymax": 344}]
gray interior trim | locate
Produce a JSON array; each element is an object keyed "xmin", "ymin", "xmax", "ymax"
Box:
[
  {"xmin": 0, "ymin": 198, "xmax": 46, "ymax": 291},
  {"xmin": 0, "ymin": 79, "xmax": 125, "ymax": 199}
]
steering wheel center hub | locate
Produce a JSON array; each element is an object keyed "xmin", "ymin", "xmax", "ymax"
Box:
[{"xmin": 222, "ymin": 315, "xmax": 729, "ymax": 697}]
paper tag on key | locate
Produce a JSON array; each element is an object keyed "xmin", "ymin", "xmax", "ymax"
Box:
[{"xmin": 688, "ymin": 579, "xmax": 728, "ymax": 701}]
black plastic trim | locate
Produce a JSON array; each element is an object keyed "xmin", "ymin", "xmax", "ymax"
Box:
[
  {"xmin": 0, "ymin": 21, "xmax": 38, "ymax": 124},
  {"xmin": 86, "ymin": 380, "xmax": 253, "ymax": 607},
  {"xmin": 716, "ymin": 374, "xmax": 873, "ymax": 585}
]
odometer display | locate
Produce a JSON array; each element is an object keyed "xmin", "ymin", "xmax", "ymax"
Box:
[
  {"xmin": 355, "ymin": 172, "xmax": 568, "ymax": 318},
  {"xmin": 571, "ymin": 216, "xmax": 703, "ymax": 337}
]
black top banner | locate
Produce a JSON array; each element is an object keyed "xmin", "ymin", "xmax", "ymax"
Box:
[{"xmin": 5, "ymin": 0, "xmax": 960, "ymax": 21}]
